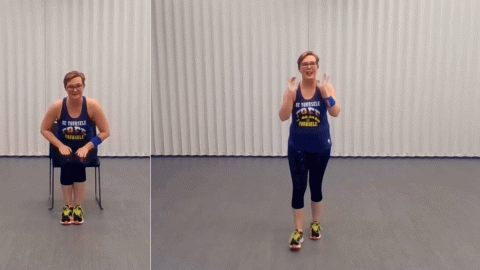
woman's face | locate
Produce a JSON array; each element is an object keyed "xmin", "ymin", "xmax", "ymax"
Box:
[
  {"xmin": 299, "ymin": 55, "xmax": 319, "ymax": 81},
  {"xmin": 65, "ymin": 76, "xmax": 84, "ymax": 100}
]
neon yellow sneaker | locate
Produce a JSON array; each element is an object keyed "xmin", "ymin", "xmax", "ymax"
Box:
[
  {"xmin": 310, "ymin": 221, "xmax": 323, "ymax": 240},
  {"xmin": 289, "ymin": 230, "xmax": 304, "ymax": 250},
  {"xmin": 72, "ymin": 205, "xmax": 85, "ymax": 225},
  {"xmin": 60, "ymin": 205, "xmax": 73, "ymax": 225}
]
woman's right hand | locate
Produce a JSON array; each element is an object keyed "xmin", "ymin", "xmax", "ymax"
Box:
[
  {"xmin": 287, "ymin": 77, "xmax": 298, "ymax": 98},
  {"xmin": 58, "ymin": 144, "xmax": 72, "ymax": 156},
  {"xmin": 279, "ymin": 77, "xmax": 298, "ymax": 121}
]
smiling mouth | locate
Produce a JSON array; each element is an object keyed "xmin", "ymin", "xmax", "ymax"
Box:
[{"xmin": 306, "ymin": 71, "xmax": 314, "ymax": 76}]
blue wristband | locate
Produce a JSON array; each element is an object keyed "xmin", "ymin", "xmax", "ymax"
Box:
[
  {"xmin": 324, "ymin": 96, "xmax": 336, "ymax": 108},
  {"xmin": 91, "ymin": 136, "xmax": 102, "ymax": 148}
]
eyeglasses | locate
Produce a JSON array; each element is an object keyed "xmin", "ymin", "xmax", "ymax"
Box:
[
  {"xmin": 300, "ymin": 62, "xmax": 317, "ymax": 68},
  {"xmin": 66, "ymin": 84, "xmax": 84, "ymax": 91}
]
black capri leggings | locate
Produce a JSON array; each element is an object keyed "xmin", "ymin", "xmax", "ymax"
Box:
[
  {"xmin": 288, "ymin": 145, "xmax": 331, "ymax": 209},
  {"xmin": 58, "ymin": 146, "xmax": 94, "ymax": 186},
  {"xmin": 61, "ymin": 163, "xmax": 86, "ymax": 186}
]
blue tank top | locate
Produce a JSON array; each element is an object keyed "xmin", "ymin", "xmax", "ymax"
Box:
[
  {"xmin": 58, "ymin": 97, "xmax": 95, "ymax": 150},
  {"xmin": 288, "ymin": 86, "xmax": 331, "ymax": 152}
]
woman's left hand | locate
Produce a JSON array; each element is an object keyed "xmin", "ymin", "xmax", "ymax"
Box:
[
  {"xmin": 76, "ymin": 145, "xmax": 92, "ymax": 160},
  {"xmin": 317, "ymin": 72, "xmax": 341, "ymax": 117},
  {"xmin": 317, "ymin": 73, "xmax": 330, "ymax": 98}
]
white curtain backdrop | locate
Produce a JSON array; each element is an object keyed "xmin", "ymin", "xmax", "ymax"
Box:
[
  {"xmin": 310, "ymin": 0, "xmax": 480, "ymax": 156},
  {"xmin": 153, "ymin": 0, "xmax": 480, "ymax": 157},
  {"xmin": 0, "ymin": 0, "xmax": 150, "ymax": 156},
  {"xmin": 153, "ymin": 0, "xmax": 309, "ymax": 156},
  {"xmin": 0, "ymin": 0, "xmax": 46, "ymax": 156}
]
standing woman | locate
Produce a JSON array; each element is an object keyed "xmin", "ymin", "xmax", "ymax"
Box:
[
  {"xmin": 279, "ymin": 51, "xmax": 341, "ymax": 250},
  {"xmin": 41, "ymin": 71, "xmax": 110, "ymax": 225}
]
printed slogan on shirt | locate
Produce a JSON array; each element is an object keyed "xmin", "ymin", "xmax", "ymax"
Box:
[
  {"xmin": 295, "ymin": 101, "xmax": 321, "ymax": 128},
  {"xmin": 62, "ymin": 120, "xmax": 87, "ymax": 140}
]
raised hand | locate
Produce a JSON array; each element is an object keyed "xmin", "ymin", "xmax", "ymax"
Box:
[
  {"xmin": 287, "ymin": 77, "xmax": 299, "ymax": 99},
  {"xmin": 317, "ymin": 73, "xmax": 330, "ymax": 98}
]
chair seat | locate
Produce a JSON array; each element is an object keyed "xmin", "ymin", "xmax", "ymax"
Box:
[
  {"xmin": 50, "ymin": 156, "xmax": 100, "ymax": 168},
  {"xmin": 49, "ymin": 144, "xmax": 100, "ymax": 168}
]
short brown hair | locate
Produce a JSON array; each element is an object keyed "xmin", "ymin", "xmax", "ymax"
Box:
[
  {"xmin": 63, "ymin": 71, "xmax": 86, "ymax": 88},
  {"xmin": 297, "ymin": 51, "xmax": 319, "ymax": 69}
]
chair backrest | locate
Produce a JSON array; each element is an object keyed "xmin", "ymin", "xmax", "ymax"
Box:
[{"xmin": 49, "ymin": 121, "xmax": 60, "ymax": 160}]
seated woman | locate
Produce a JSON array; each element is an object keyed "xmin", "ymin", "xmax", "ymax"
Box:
[{"xmin": 41, "ymin": 71, "xmax": 110, "ymax": 225}]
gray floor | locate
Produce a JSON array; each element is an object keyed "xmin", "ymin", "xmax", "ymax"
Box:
[
  {"xmin": 152, "ymin": 156, "xmax": 480, "ymax": 270},
  {"xmin": 0, "ymin": 157, "xmax": 150, "ymax": 270}
]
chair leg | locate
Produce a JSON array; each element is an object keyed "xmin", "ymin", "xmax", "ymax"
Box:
[
  {"xmin": 52, "ymin": 169, "xmax": 55, "ymax": 210},
  {"xmin": 49, "ymin": 161, "xmax": 54, "ymax": 210},
  {"xmin": 96, "ymin": 167, "xmax": 103, "ymax": 210},
  {"xmin": 49, "ymin": 159, "xmax": 51, "ymax": 197},
  {"xmin": 95, "ymin": 167, "xmax": 97, "ymax": 202},
  {"xmin": 95, "ymin": 167, "xmax": 98, "ymax": 201}
]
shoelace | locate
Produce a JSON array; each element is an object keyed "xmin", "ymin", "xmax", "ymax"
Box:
[
  {"xmin": 311, "ymin": 222, "xmax": 323, "ymax": 232},
  {"xmin": 291, "ymin": 231, "xmax": 303, "ymax": 243},
  {"xmin": 73, "ymin": 207, "xmax": 83, "ymax": 217},
  {"xmin": 62, "ymin": 206, "xmax": 71, "ymax": 215}
]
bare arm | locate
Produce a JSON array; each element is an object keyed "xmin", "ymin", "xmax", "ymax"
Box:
[
  {"xmin": 324, "ymin": 83, "xmax": 341, "ymax": 117},
  {"xmin": 279, "ymin": 77, "xmax": 298, "ymax": 121},
  {"xmin": 40, "ymin": 100, "xmax": 72, "ymax": 155},
  {"xmin": 90, "ymin": 98, "xmax": 110, "ymax": 142},
  {"xmin": 77, "ymin": 98, "xmax": 110, "ymax": 156},
  {"xmin": 75, "ymin": 99, "xmax": 109, "ymax": 158},
  {"xmin": 318, "ymin": 74, "xmax": 341, "ymax": 117}
]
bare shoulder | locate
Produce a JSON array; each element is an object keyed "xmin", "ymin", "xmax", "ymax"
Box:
[
  {"xmin": 48, "ymin": 99, "xmax": 63, "ymax": 119},
  {"xmin": 86, "ymin": 96, "xmax": 100, "ymax": 105},
  {"xmin": 52, "ymin": 99, "xmax": 63, "ymax": 108},
  {"xmin": 86, "ymin": 97, "xmax": 103, "ymax": 110},
  {"xmin": 86, "ymin": 97, "xmax": 106, "ymax": 119}
]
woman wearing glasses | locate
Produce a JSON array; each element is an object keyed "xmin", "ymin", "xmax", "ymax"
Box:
[
  {"xmin": 41, "ymin": 71, "xmax": 110, "ymax": 225},
  {"xmin": 279, "ymin": 51, "xmax": 341, "ymax": 250}
]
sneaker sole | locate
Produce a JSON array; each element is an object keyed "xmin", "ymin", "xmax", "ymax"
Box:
[
  {"xmin": 310, "ymin": 235, "xmax": 321, "ymax": 240},
  {"xmin": 73, "ymin": 220, "xmax": 84, "ymax": 225},
  {"xmin": 289, "ymin": 238, "xmax": 304, "ymax": 250},
  {"xmin": 289, "ymin": 245, "xmax": 301, "ymax": 250},
  {"xmin": 60, "ymin": 216, "xmax": 73, "ymax": 225}
]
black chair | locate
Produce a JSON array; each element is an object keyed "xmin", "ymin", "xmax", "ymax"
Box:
[{"xmin": 48, "ymin": 122, "xmax": 103, "ymax": 210}]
